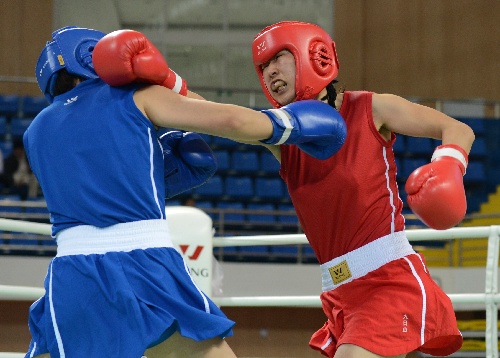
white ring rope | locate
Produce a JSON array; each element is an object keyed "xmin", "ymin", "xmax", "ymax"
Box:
[{"xmin": 0, "ymin": 218, "xmax": 498, "ymax": 358}]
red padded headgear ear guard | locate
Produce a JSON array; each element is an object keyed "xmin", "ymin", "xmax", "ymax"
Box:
[{"xmin": 252, "ymin": 21, "xmax": 339, "ymax": 108}]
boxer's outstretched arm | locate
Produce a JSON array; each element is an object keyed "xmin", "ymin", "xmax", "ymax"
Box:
[{"xmin": 135, "ymin": 85, "xmax": 346, "ymax": 160}]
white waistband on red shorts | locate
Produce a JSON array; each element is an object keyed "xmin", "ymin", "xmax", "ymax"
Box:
[
  {"xmin": 56, "ymin": 219, "xmax": 173, "ymax": 257},
  {"xmin": 320, "ymin": 231, "xmax": 415, "ymax": 291}
]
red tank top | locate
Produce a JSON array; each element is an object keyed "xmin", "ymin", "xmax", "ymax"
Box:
[{"xmin": 280, "ymin": 91, "xmax": 405, "ymax": 264}]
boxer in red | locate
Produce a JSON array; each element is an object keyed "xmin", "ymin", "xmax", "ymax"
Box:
[{"xmin": 252, "ymin": 21, "xmax": 474, "ymax": 358}]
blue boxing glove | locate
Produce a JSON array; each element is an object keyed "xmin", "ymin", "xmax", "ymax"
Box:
[
  {"xmin": 260, "ymin": 100, "xmax": 347, "ymax": 160},
  {"xmin": 159, "ymin": 131, "xmax": 217, "ymax": 199}
]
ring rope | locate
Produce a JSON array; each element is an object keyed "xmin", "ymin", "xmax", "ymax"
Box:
[{"xmin": 0, "ymin": 219, "xmax": 498, "ymax": 358}]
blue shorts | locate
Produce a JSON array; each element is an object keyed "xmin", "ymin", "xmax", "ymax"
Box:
[{"xmin": 25, "ymin": 246, "xmax": 234, "ymax": 357}]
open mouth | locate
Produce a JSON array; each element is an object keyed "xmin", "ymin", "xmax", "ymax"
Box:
[{"xmin": 271, "ymin": 80, "xmax": 287, "ymax": 93}]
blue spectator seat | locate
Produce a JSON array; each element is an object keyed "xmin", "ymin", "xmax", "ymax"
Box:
[
  {"xmin": 165, "ymin": 199, "xmax": 181, "ymax": 206},
  {"xmin": 0, "ymin": 116, "xmax": 7, "ymax": 138},
  {"xmin": 239, "ymin": 243, "xmax": 269, "ymax": 256},
  {"xmin": 282, "ymin": 186, "xmax": 293, "ymax": 202},
  {"xmin": 25, "ymin": 198, "xmax": 49, "ymax": 215},
  {"xmin": 0, "ymin": 94, "xmax": 19, "ymax": 117},
  {"xmin": 466, "ymin": 192, "xmax": 485, "ymax": 213},
  {"xmin": 255, "ymin": 177, "xmax": 284, "ymax": 200},
  {"xmin": 211, "ymin": 136, "xmax": 240, "ymax": 149},
  {"xmin": 302, "ymin": 245, "xmax": 317, "ymax": 262},
  {"xmin": 0, "ymin": 194, "xmax": 22, "ymax": 213},
  {"xmin": 469, "ymin": 137, "xmax": 487, "ymax": 158},
  {"xmin": 10, "ymin": 117, "xmax": 33, "ymax": 138},
  {"xmin": 403, "ymin": 208, "xmax": 424, "ymax": 228},
  {"xmin": 21, "ymin": 96, "xmax": 49, "ymax": 117},
  {"xmin": 196, "ymin": 200, "xmax": 213, "ymax": 209},
  {"xmin": 405, "ymin": 137, "xmax": 434, "ymax": 156},
  {"xmin": 431, "ymin": 139, "xmax": 441, "ymax": 152},
  {"xmin": 459, "ymin": 118, "xmax": 485, "ymax": 137},
  {"xmin": 271, "ymin": 245, "xmax": 299, "ymax": 258},
  {"xmin": 259, "ymin": 151, "xmax": 280, "ymax": 173},
  {"xmin": 225, "ymin": 176, "xmax": 254, "ymax": 199},
  {"xmin": 213, "ymin": 150, "xmax": 230, "ymax": 172},
  {"xmin": 400, "ymin": 158, "xmax": 427, "ymax": 179},
  {"xmin": 0, "ymin": 140, "xmax": 13, "ymax": 157},
  {"xmin": 195, "ymin": 175, "xmax": 224, "ymax": 197},
  {"xmin": 395, "ymin": 157, "xmax": 404, "ymax": 181},
  {"xmin": 8, "ymin": 232, "xmax": 37, "ymax": 247},
  {"xmin": 196, "ymin": 200, "xmax": 215, "ymax": 219},
  {"xmin": 41, "ymin": 236, "xmax": 57, "ymax": 248},
  {"xmin": 231, "ymin": 151, "xmax": 259, "ymax": 173},
  {"xmin": 246, "ymin": 203, "xmax": 276, "ymax": 223},
  {"xmin": 393, "ymin": 135, "xmax": 406, "ymax": 154},
  {"xmin": 216, "ymin": 201, "xmax": 244, "ymax": 222},
  {"xmin": 464, "ymin": 161, "xmax": 486, "ymax": 183},
  {"xmin": 277, "ymin": 203, "xmax": 298, "ymax": 224}
]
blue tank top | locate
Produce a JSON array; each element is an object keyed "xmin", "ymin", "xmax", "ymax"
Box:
[{"xmin": 23, "ymin": 79, "xmax": 166, "ymax": 236}]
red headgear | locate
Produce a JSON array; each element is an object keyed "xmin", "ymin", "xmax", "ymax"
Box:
[{"xmin": 252, "ymin": 21, "xmax": 339, "ymax": 108}]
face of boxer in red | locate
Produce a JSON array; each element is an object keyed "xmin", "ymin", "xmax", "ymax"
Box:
[
  {"xmin": 260, "ymin": 50, "xmax": 297, "ymax": 106},
  {"xmin": 252, "ymin": 21, "xmax": 339, "ymax": 109}
]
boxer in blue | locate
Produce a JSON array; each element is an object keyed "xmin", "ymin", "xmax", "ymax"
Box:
[{"xmin": 24, "ymin": 27, "xmax": 347, "ymax": 358}]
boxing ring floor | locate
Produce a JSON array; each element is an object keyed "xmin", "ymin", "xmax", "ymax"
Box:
[{"xmin": 0, "ymin": 212, "xmax": 498, "ymax": 357}]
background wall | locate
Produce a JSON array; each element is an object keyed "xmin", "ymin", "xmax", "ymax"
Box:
[
  {"xmin": 335, "ymin": 0, "xmax": 500, "ymax": 102},
  {"xmin": 0, "ymin": 0, "xmax": 498, "ymax": 105},
  {"xmin": 0, "ymin": 0, "xmax": 53, "ymax": 95}
]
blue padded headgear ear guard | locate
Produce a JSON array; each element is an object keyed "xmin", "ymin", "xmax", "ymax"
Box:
[{"xmin": 35, "ymin": 26, "xmax": 106, "ymax": 103}]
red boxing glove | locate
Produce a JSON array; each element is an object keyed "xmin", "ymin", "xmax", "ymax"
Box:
[
  {"xmin": 92, "ymin": 29, "xmax": 187, "ymax": 95},
  {"xmin": 405, "ymin": 144, "xmax": 468, "ymax": 230}
]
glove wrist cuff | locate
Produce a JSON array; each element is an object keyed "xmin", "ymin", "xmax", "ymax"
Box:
[
  {"xmin": 260, "ymin": 108, "xmax": 296, "ymax": 145},
  {"xmin": 431, "ymin": 144, "xmax": 468, "ymax": 175},
  {"xmin": 161, "ymin": 70, "xmax": 188, "ymax": 96}
]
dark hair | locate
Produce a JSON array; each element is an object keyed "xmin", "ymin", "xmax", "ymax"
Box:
[
  {"xmin": 321, "ymin": 80, "xmax": 345, "ymax": 110},
  {"xmin": 53, "ymin": 69, "xmax": 85, "ymax": 97},
  {"xmin": 13, "ymin": 138, "xmax": 24, "ymax": 150}
]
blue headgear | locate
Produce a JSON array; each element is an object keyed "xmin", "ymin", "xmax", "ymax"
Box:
[{"xmin": 35, "ymin": 26, "xmax": 105, "ymax": 103}]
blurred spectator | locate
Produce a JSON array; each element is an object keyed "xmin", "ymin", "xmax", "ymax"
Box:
[
  {"xmin": 1, "ymin": 139, "xmax": 39, "ymax": 199},
  {"xmin": 181, "ymin": 196, "xmax": 197, "ymax": 207}
]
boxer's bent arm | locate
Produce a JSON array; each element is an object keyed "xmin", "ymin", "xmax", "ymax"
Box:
[
  {"xmin": 186, "ymin": 90, "xmax": 205, "ymax": 101},
  {"xmin": 135, "ymin": 84, "xmax": 274, "ymax": 142},
  {"xmin": 372, "ymin": 93, "xmax": 474, "ymax": 153}
]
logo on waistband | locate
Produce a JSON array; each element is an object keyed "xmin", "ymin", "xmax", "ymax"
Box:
[{"xmin": 328, "ymin": 260, "xmax": 352, "ymax": 284}]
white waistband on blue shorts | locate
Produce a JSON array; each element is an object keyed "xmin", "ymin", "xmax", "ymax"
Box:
[
  {"xmin": 320, "ymin": 231, "xmax": 415, "ymax": 291},
  {"xmin": 56, "ymin": 219, "xmax": 173, "ymax": 257}
]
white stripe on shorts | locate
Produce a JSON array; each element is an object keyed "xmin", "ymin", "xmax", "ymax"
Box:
[
  {"xmin": 49, "ymin": 262, "xmax": 65, "ymax": 357},
  {"xmin": 403, "ymin": 256, "xmax": 427, "ymax": 345}
]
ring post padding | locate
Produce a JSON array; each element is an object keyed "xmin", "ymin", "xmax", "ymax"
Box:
[
  {"xmin": 165, "ymin": 206, "xmax": 213, "ymax": 298},
  {"xmin": 484, "ymin": 225, "xmax": 499, "ymax": 358}
]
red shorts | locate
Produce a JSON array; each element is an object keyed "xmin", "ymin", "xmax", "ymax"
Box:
[{"xmin": 309, "ymin": 254, "xmax": 463, "ymax": 357}]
